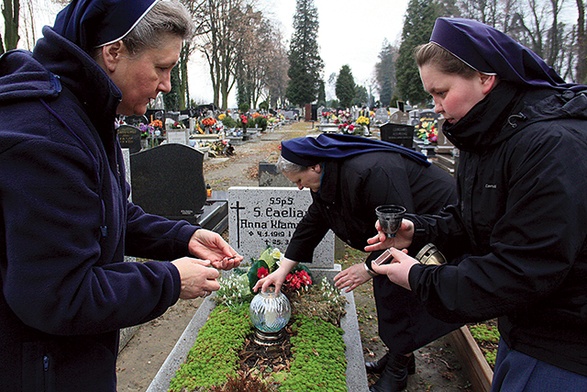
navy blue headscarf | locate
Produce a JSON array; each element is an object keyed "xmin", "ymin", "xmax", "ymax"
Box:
[
  {"xmin": 53, "ymin": 0, "xmax": 159, "ymax": 53},
  {"xmin": 430, "ymin": 17, "xmax": 584, "ymax": 91},
  {"xmin": 280, "ymin": 134, "xmax": 430, "ymax": 167}
]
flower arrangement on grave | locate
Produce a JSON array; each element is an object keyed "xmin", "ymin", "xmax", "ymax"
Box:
[
  {"xmin": 169, "ymin": 121, "xmax": 185, "ymax": 130},
  {"xmin": 149, "ymin": 119, "xmax": 163, "ymax": 130},
  {"xmin": 338, "ymin": 121, "xmax": 356, "ymax": 135},
  {"xmin": 244, "ymin": 247, "xmax": 312, "ymax": 295},
  {"xmin": 138, "ymin": 122, "xmax": 154, "ymax": 139},
  {"xmin": 356, "ymin": 115, "xmax": 370, "ymax": 126},
  {"xmin": 218, "ymin": 113, "xmax": 227, "ymax": 121},
  {"xmin": 168, "ymin": 246, "xmax": 348, "ymax": 391},
  {"xmin": 238, "ymin": 114, "xmax": 249, "ymax": 131},
  {"xmin": 201, "ymin": 117, "xmax": 217, "ymax": 128},
  {"xmin": 415, "ymin": 117, "xmax": 439, "ymax": 144}
]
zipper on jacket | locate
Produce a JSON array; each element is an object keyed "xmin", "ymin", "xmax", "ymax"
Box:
[{"xmin": 43, "ymin": 355, "xmax": 49, "ymax": 371}]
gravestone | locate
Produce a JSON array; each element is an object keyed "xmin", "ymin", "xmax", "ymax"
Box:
[
  {"xmin": 380, "ymin": 122, "xmax": 415, "ymax": 149},
  {"xmin": 167, "ymin": 129, "xmax": 189, "ymax": 145},
  {"xmin": 374, "ymin": 108, "xmax": 389, "ymax": 124},
  {"xmin": 130, "ymin": 144, "xmax": 206, "ymax": 223},
  {"xmin": 227, "ymin": 187, "xmax": 339, "ymax": 272},
  {"xmin": 117, "ymin": 125, "xmax": 142, "ymax": 154},
  {"xmin": 124, "ymin": 115, "xmax": 148, "ymax": 127},
  {"xmin": 389, "ymin": 110, "xmax": 409, "ymax": 124}
]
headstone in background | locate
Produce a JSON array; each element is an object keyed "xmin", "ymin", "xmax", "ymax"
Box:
[
  {"xmin": 374, "ymin": 108, "xmax": 389, "ymax": 124},
  {"xmin": 419, "ymin": 110, "xmax": 439, "ymax": 122},
  {"xmin": 124, "ymin": 115, "xmax": 148, "ymax": 127},
  {"xmin": 227, "ymin": 187, "xmax": 339, "ymax": 273},
  {"xmin": 167, "ymin": 129, "xmax": 189, "ymax": 145},
  {"xmin": 389, "ymin": 110, "xmax": 409, "ymax": 124},
  {"xmin": 130, "ymin": 144, "xmax": 207, "ymax": 224},
  {"xmin": 379, "ymin": 123, "xmax": 415, "ymax": 149},
  {"xmin": 117, "ymin": 125, "xmax": 142, "ymax": 154},
  {"xmin": 258, "ymin": 162, "xmax": 294, "ymax": 187}
]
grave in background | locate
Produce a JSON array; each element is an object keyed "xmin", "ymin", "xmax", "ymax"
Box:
[
  {"xmin": 379, "ymin": 122, "xmax": 415, "ymax": 149},
  {"xmin": 130, "ymin": 144, "xmax": 227, "ymax": 232},
  {"xmin": 118, "ymin": 125, "xmax": 142, "ymax": 154}
]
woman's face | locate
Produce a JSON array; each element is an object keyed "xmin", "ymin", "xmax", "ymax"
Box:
[
  {"xmin": 283, "ymin": 164, "xmax": 322, "ymax": 193},
  {"xmin": 103, "ymin": 34, "xmax": 182, "ymax": 116},
  {"xmin": 419, "ymin": 64, "xmax": 495, "ymax": 124}
]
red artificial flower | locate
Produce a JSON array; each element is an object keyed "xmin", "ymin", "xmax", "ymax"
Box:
[{"xmin": 257, "ymin": 267, "xmax": 269, "ymax": 279}]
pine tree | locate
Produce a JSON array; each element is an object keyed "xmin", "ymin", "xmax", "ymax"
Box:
[
  {"xmin": 395, "ymin": 0, "xmax": 440, "ymax": 106},
  {"xmin": 335, "ymin": 65, "xmax": 356, "ymax": 109},
  {"xmin": 286, "ymin": 0, "xmax": 324, "ymax": 107}
]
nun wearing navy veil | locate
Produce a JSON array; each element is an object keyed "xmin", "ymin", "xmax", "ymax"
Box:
[
  {"xmin": 0, "ymin": 0, "xmax": 243, "ymax": 390},
  {"xmin": 368, "ymin": 18, "xmax": 587, "ymax": 391},
  {"xmin": 254, "ymin": 133, "xmax": 460, "ymax": 392}
]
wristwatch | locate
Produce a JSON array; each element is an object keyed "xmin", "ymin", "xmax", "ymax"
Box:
[{"xmin": 364, "ymin": 262, "xmax": 377, "ymax": 277}]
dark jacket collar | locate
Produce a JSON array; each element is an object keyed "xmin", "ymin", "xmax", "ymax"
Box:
[
  {"xmin": 32, "ymin": 26, "xmax": 121, "ymax": 134},
  {"xmin": 442, "ymin": 82, "xmax": 587, "ymax": 153}
]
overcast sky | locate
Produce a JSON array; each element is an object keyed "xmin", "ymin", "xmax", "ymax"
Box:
[
  {"xmin": 19, "ymin": 0, "xmax": 410, "ymax": 107},
  {"xmin": 189, "ymin": 0, "xmax": 410, "ymax": 106}
]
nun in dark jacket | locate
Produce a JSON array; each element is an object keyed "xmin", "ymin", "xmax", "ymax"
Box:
[
  {"xmin": 254, "ymin": 133, "xmax": 460, "ymax": 391},
  {"xmin": 0, "ymin": 0, "xmax": 242, "ymax": 390},
  {"xmin": 368, "ymin": 18, "xmax": 587, "ymax": 391}
]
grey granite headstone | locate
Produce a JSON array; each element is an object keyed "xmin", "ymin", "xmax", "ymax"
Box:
[
  {"xmin": 118, "ymin": 125, "xmax": 142, "ymax": 154},
  {"xmin": 130, "ymin": 144, "xmax": 206, "ymax": 224},
  {"xmin": 227, "ymin": 187, "xmax": 336, "ymax": 270}
]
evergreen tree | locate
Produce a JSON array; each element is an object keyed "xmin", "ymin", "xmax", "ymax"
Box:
[
  {"xmin": 335, "ymin": 65, "xmax": 356, "ymax": 109},
  {"xmin": 286, "ymin": 0, "xmax": 324, "ymax": 107},
  {"xmin": 395, "ymin": 0, "xmax": 440, "ymax": 106},
  {"xmin": 163, "ymin": 65, "xmax": 181, "ymax": 111},
  {"xmin": 375, "ymin": 39, "xmax": 397, "ymax": 107},
  {"xmin": 317, "ymin": 80, "xmax": 326, "ymax": 106}
]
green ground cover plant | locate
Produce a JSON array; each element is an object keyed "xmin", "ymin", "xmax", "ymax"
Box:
[{"xmin": 167, "ymin": 251, "xmax": 349, "ymax": 392}]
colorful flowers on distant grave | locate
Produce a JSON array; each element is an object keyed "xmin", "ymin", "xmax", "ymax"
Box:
[
  {"xmin": 201, "ymin": 117, "xmax": 217, "ymax": 128},
  {"xmin": 415, "ymin": 117, "xmax": 438, "ymax": 144},
  {"xmin": 356, "ymin": 115, "xmax": 370, "ymax": 126}
]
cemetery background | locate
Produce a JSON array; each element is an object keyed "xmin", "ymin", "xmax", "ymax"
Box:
[{"xmin": 115, "ymin": 121, "xmax": 472, "ymax": 391}]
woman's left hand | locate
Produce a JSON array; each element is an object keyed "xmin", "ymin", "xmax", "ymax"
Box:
[
  {"xmin": 188, "ymin": 229, "xmax": 243, "ymax": 270},
  {"xmin": 370, "ymin": 248, "xmax": 418, "ymax": 290},
  {"xmin": 333, "ymin": 263, "xmax": 372, "ymax": 292}
]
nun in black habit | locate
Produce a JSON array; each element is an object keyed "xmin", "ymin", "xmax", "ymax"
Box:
[{"xmin": 255, "ymin": 133, "xmax": 461, "ymax": 391}]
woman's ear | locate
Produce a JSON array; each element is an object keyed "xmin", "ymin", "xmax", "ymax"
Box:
[
  {"xmin": 100, "ymin": 41, "xmax": 124, "ymax": 73},
  {"xmin": 310, "ymin": 164, "xmax": 322, "ymax": 173},
  {"xmin": 479, "ymin": 73, "xmax": 498, "ymax": 94}
]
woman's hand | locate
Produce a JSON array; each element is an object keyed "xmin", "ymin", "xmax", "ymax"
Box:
[
  {"xmin": 253, "ymin": 258, "xmax": 298, "ymax": 294},
  {"xmin": 171, "ymin": 257, "xmax": 220, "ymax": 299},
  {"xmin": 370, "ymin": 248, "xmax": 417, "ymax": 290},
  {"xmin": 188, "ymin": 229, "xmax": 243, "ymax": 270},
  {"xmin": 333, "ymin": 263, "xmax": 371, "ymax": 292},
  {"xmin": 364, "ymin": 219, "xmax": 415, "ymax": 252}
]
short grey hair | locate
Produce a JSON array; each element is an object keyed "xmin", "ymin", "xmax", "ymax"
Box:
[
  {"xmin": 123, "ymin": 0, "xmax": 194, "ymax": 55},
  {"xmin": 276, "ymin": 155, "xmax": 308, "ymax": 174}
]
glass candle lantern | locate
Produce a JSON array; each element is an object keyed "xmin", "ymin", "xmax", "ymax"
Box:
[{"xmin": 249, "ymin": 287, "xmax": 291, "ymax": 345}]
